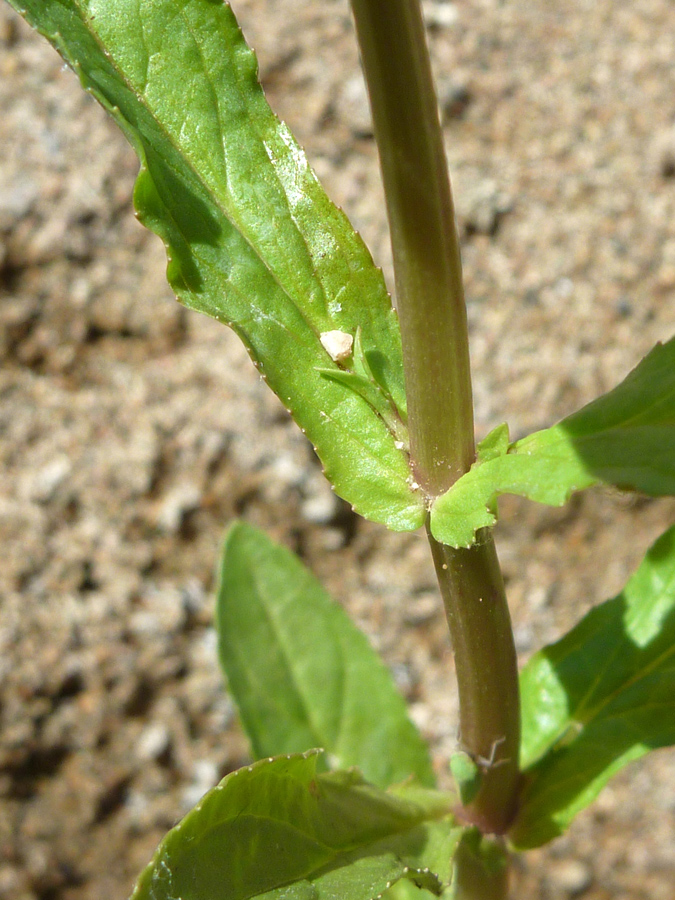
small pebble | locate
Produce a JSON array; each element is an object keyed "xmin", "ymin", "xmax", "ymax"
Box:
[
  {"xmin": 337, "ymin": 76, "xmax": 372, "ymax": 138},
  {"xmin": 438, "ymin": 75, "xmax": 471, "ymax": 120},
  {"xmin": 549, "ymin": 860, "xmax": 592, "ymax": 896},
  {"xmin": 157, "ymin": 483, "xmax": 202, "ymax": 533},
  {"xmin": 182, "ymin": 759, "xmax": 220, "ymax": 811},
  {"xmin": 136, "ymin": 723, "xmax": 171, "ymax": 762},
  {"xmin": 423, "ymin": 1, "xmax": 459, "ymax": 28},
  {"xmin": 301, "ymin": 491, "xmax": 339, "ymax": 524},
  {"xmin": 24, "ymin": 456, "xmax": 72, "ymax": 503}
]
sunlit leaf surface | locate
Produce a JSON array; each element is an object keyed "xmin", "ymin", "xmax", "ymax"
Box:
[
  {"xmin": 217, "ymin": 521, "xmax": 435, "ymax": 789},
  {"xmin": 513, "ymin": 524, "xmax": 675, "ymax": 849},
  {"xmin": 132, "ymin": 752, "xmax": 462, "ymax": 900},
  {"xmin": 432, "ymin": 337, "xmax": 675, "ymax": 547},
  {"xmin": 10, "ymin": 0, "xmax": 427, "ymax": 533}
]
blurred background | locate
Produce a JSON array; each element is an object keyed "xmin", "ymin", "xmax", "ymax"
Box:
[{"xmin": 1, "ymin": 1, "xmax": 675, "ymax": 897}]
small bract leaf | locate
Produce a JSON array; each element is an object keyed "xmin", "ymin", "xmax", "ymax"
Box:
[
  {"xmin": 217, "ymin": 522, "xmax": 435, "ymax": 789},
  {"xmin": 449, "ymin": 752, "xmax": 482, "ymax": 806},
  {"xmin": 475, "ymin": 423, "xmax": 511, "ymax": 463},
  {"xmin": 512, "ymin": 523, "xmax": 675, "ymax": 849},
  {"xmin": 431, "ymin": 337, "xmax": 675, "ymax": 547},
  {"xmin": 317, "ymin": 367, "xmax": 408, "ymax": 445},
  {"xmin": 9, "ymin": 0, "xmax": 427, "ymax": 534},
  {"xmin": 131, "ymin": 752, "xmax": 463, "ymax": 900}
]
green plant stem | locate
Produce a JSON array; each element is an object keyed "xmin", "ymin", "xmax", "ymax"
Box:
[
  {"xmin": 349, "ymin": 0, "xmax": 520, "ymax": 842},
  {"xmin": 429, "ymin": 531, "xmax": 520, "ymax": 835},
  {"xmin": 348, "ymin": 0, "xmax": 472, "ymax": 492},
  {"xmin": 452, "ymin": 836, "xmax": 510, "ymax": 900}
]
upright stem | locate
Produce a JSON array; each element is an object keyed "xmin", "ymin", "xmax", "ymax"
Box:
[
  {"xmin": 452, "ymin": 835, "xmax": 510, "ymax": 900},
  {"xmin": 348, "ymin": 0, "xmax": 472, "ymax": 492},
  {"xmin": 429, "ymin": 532, "xmax": 520, "ymax": 834},
  {"xmin": 349, "ymin": 0, "xmax": 520, "ymax": 840}
]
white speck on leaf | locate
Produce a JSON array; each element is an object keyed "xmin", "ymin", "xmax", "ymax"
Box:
[{"xmin": 320, "ymin": 330, "xmax": 353, "ymax": 362}]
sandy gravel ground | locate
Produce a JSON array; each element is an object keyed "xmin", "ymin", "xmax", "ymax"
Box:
[{"xmin": 1, "ymin": 1, "xmax": 675, "ymax": 898}]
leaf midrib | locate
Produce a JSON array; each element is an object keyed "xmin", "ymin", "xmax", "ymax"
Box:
[
  {"xmin": 71, "ymin": 0, "xmax": 336, "ymax": 361},
  {"xmin": 63, "ymin": 0, "xmax": 419, "ymax": 505}
]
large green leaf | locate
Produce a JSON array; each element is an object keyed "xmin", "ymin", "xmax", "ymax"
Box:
[
  {"xmin": 131, "ymin": 752, "xmax": 463, "ymax": 900},
  {"xmin": 217, "ymin": 522, "xmax": 435, "ymax": 789},
  {"xmin": 431, "ymin": 337, "xmax": 675, "ymax": 547},
  {"xmin": 511, "ymin": 523, "xmax": 675, "ymax": 849},
  {"xmin": 11, "ymin": 0, "xmax": 427, "ymax": 533}
]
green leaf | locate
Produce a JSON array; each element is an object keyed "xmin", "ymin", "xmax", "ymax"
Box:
[
  {"xmin": 131, "ymin": 752, "xmax": 463, "ymax": 900},
  {"xmin": 449, "ymin": 752, "xmax": 482, "ymax": 807},
  {"xmin": 217, "ymin": 522, "xmax": 435, "ymax": 789},
  {"xmin": 511, "ymin": 523, "xmax": 675, "ymax": 849},
  {"xmin": 475, "ymin": 423, "xmax": 510, "ymax": 463},
  {"xmin": 431, "ymin": 337, "xmax": 675, "ymax": 547},
  {"xmin": 317, "ymin": 330, "xmax": 408, "ymax": 444},
  {"xmin": 11, "ymin": 0, "xmax": 426, "ymax": 534}
]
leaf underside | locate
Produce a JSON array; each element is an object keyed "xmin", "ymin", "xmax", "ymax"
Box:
[
  {"xmin": 513, "ymin": 523, "xmax": 675, "ymax": 849},
  {"xmin": 217, "ymin": 522, "xmax": 435, "ymax": 789},
  {"xmin": 11, "ymin": 0, "xmax": 427, "ymax": 534},
  {"xmin": 432, "ymin": 336, "xmax": 675, "ymax": 547},
  {"xmin": 131, "ymin": 752, "xmax": 463, "ymax": 900}
]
